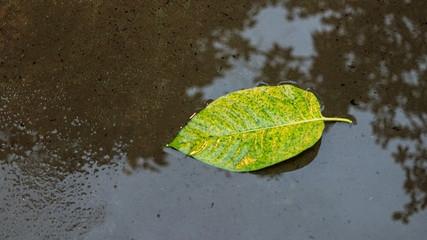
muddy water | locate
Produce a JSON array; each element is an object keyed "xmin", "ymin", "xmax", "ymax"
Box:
[{"xmin": 1, "ymin": 1, "xmax": 426, "ymax": 239}]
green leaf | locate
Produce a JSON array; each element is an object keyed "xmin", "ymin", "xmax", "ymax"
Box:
[{"xmin": 167, "ymin": 84, "xmax": 352, "ymax": 172}]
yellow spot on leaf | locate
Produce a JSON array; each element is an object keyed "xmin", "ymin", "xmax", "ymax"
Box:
[
  {"xmin": 190, "ymin": 141, "xmax": 208, "ymax": 155},
  {"xmin": 233, "ymin": 156, "xmax": 257, "ymax": 170}
]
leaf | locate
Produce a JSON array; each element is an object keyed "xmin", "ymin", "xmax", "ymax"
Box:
[{"xmin": 167, "ymin": 84, "xmax": 352, "ymax": 172}]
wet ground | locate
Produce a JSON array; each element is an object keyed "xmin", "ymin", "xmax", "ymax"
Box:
[{"xmin": 1, "ymin": 1, "xmax": 426, "ymax": 239}]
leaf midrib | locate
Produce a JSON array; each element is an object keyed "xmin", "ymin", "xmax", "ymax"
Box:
[{"xmin": 180, "ymin": 117, "xmax": 326, "ymax": 144}]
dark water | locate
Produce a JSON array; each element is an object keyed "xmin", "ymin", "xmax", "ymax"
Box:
[{"xmin": 1, "ymin": 1, "xmax": 426, "ymax": 239}]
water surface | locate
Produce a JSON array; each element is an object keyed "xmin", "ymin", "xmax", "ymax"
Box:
[{"xmin": 1, "ymin": 1, "xmax": 426, "ymax": 239}]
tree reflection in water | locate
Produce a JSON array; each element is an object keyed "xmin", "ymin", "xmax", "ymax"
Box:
[{"xmin": 275, "ymin": 0, "xmax": 426, "ymax": 223}]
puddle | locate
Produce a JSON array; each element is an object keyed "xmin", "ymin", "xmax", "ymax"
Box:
[{"xmin": 1, "ymin": 0, "xmax": 426, "ymax": 239}]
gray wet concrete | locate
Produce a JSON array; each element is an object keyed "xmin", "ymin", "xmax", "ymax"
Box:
[{"xmin": 1, "ymin": 1, "xmax": 426, "ymax": 239}]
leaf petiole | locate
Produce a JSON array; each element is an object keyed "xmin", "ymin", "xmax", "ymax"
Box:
[{"xmin": 322, "ymin": 117, "xmax": 353, "ymax": 124}]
